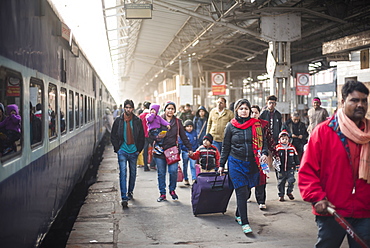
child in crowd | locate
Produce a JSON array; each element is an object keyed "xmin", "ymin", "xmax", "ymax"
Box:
[
  {"xmin": 190, "ymin": 133, "xmax": 220, "ymax": 173},
  {"xmin": 179, "ymin": 120, "xmax": 198, "ymax": 185},
  {"xmin": 0, "ymin": 104, "xmax": 21, "ymax": 156},
  {"xmin": 275, "ymin": 130, "xmax": 300, "ymax": 202},
  {"xmin": 146, "ymin": 104, "xmax": 171, "ymax": 154}
]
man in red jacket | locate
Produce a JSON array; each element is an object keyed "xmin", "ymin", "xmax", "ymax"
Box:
[{"xmin": 298, "ymin": 80, "xmax": 370, "ymax": 247}]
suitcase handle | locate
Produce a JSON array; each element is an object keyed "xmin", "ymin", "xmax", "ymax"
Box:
[{"xmin": 211, "ymin": 173, "xmax": 228, "ymax": 191}]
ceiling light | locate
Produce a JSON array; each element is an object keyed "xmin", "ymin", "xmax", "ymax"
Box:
[{"xmin": 192, "ymin": 39, "xmax": 199, "ymax": 47}]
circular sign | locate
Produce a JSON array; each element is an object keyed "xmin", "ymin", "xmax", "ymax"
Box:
[
  {"xmin": 213, "ymin": 73, "xmax": 225, "ymax": 85},
  {"xmin": 298, "ymin": 74, "xmax": 309, "ymax": 85}
]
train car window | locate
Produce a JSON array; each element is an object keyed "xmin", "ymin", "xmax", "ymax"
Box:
[
  {"xmin": 84, "ymin": 95, "xmax": 87, "ymax": 124},
  {"xmin": 75, "ymin": 92, "xmax": 79, "ymax": 128},
  {"xmin": 80, "ymin": 94, "xmax": 83, "ymax": 126},
  {"xmin": 69, "ymin": 90, "xmax": 74, "ymax": 131},
  {"xmin": 29, "ymin": 78, "xmax": 44, "ymax": 147},
  {"xmin": 48, "ymin": 83, "xmax": 58, "ymax": 139},
  {"xmin": 0, "ymin": 67, "xmax": 23, "ymax": 159},
  {"xmin": 87, "ymin": 97, "xmax": 90, "ymax": 122},
  {"xmin": 60, "ymin": 88, "xmax": 67, "ymax": 135}
]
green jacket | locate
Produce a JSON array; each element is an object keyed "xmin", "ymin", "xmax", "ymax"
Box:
[{"xmin": 206, "ymin": 108, "xmax": 234, "ymax": 142}]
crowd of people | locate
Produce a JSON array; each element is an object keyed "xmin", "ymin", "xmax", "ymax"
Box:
[{"xmin": 109, "ymin": 80, "xmax": 370, "ymax": 245}]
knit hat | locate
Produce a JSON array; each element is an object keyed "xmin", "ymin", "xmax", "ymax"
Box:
[
  {"xmin": 203, "ymin": 133, "xmax": 213, "ymax": 143},
  {"xmin": 164, "ymin": 101, "xmax": 176, "ymax": 112},
  {"xmin": 183, "ymin": 119, "xmax": 194, "ymax": 127},
  {"xmin": 149, "ymin": 104, "xmax": 160, "ymax": 114},
  {"xmin": 6, "ymin": 104, "xmax": 19, "ymax": 115},
  {"xmin": 279, "ymin": 129, "xmax": 289, "ymax": 138}
]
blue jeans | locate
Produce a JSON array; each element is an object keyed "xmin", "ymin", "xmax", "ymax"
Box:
[
  {"xmin": 212, "ymin": 141, "xmax": 222, "ymax": 153},
  {"xmin": 117, "ymin": 149, "xmax": 139, "ymax": 200},
  {"xmin": 181, "ymin": 151, "xmax": 196, "ymax": 181},
  {"xmin": 154, "ymin": 157, "xmax": 178, "ymax": 195},
  {"xmin": 315, "ymin": 216, "xmax": 370, "ymax": 248}
]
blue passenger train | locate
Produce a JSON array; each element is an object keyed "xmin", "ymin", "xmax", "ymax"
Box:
[{"xmin": 0, "ymin": 0, "xmax": 115, "ymax": 247}]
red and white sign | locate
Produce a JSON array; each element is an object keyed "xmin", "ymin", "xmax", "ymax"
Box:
[
  {"xmin": 296, "ymin": 73, "xmax": 310, "ymax": 95},
  {"xmin": 61, "ymin": 23, "xmax": 71, "ymax": 43},
  {"xmin": 211, "ymin": 72, "xmax": 226, "ymax": 95},
  {"xmin": 6, "ymin": 77, "xmax": 20, "ymax": 97}
]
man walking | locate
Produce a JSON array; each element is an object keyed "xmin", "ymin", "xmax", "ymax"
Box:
[
  {"xmin": 111, "ymin": 99, "xmax": 145, "ymax": 208},
  {"xmin": 299, "ymin": 81, "xmax": 370, "ymax": 247},
  {"xmin": 260, "ymin": 95, "xmax": 282, "ymax": 145},
  {"xmin": 307, "ymin": 97, "xmax": 329, "ymax": 134},
  {"xmin": 206, "ymin": 97, "xmax": 234, "ymax": 153}
]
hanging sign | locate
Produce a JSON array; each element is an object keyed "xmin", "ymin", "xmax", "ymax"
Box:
[
  {"xmin": 6, "ymin": 77, "xmax": 21, "ymax": 97},
  {"xmin": 211, "ymin": 72, "xmax": 226, "ymax": 95},
  {"xmin": 296, "ymin": 73, "xmax": 310, "ymax": 95}
]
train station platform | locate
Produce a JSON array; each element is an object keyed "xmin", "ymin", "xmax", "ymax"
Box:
[{"xmin": 65, "ymin": 146, "xmax": 340, "ymax": 248}]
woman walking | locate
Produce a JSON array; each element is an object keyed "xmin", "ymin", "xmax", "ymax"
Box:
[
  {"xmin": 151, "ymin": 101, "xmax": 193, "ymax": 202},
  {"xmin": 218, "ymin": 99, "xmax": 268, "ymax": 234}
]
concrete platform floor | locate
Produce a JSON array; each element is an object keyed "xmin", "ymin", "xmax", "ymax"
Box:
[{"xmin": 66, "ymin": 146, "xmax": 350, "ymax": 248}]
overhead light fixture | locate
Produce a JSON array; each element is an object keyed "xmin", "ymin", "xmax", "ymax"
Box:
[
  {"xmin": 192, "ymin": 39, "xmax": 199, "ymax": 47},
  {"xmin": 247, "ymin": 56, "xmax": 255, "ymax": 61},
  {"xmin": 226, "ymin": 64, "xmax": 232, "ymax": 68}
]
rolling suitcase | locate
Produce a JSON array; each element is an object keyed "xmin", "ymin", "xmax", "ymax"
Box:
[{"xmin": 191, "ymin": 172, "xmax": 233, "ymax": 216}]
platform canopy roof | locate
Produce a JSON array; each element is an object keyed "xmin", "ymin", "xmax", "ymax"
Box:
[{"xmin": 101, "ymin": 0, "xmax": 370, "ymax": 100}]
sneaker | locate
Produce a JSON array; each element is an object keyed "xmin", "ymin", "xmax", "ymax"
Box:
[
  {"xmin": 287, "ymin": 193, "xmax": 295, "ymax": 200},
  {"xmin": 235, "ymin": 216, "xmax": 242, "ymax": 225},
  {"xmin": 184, "ymin": 180, "xmax": 190, "ymax": 186},
  {"xmin": 259, "ymin": 204, "xmax": 267, "ymax": 210},
  {"xmin": 121, "ymin": 200, "xmax": 128, "ymax": 208},
  {"xmin": 242, "ymin": 224, "xmax": 253, "ymax": 234},
  {"xmin": 170, "ymin": 190, "xmax": 178, "ymax": 200},
  {"xmin": 127, "ymin": 192, "xmax": 133, "ymax": 200},
  {"xmin": 157, "ymin": 194, "xmax": 166, "ymax": 202},
  {"xmin": 279, "ymin": 196, "xmax": 285, "ymax": 202}
]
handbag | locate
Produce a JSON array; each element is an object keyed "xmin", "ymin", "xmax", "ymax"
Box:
[
  {"xmin": 164, "ymin": 145, "xmax": 181, "ymax": 165},
  {"xmin": 164, "ymin": 119, "xmax": 181, "ymax": 165},
  {"xmin": 177, "ymin": 165, "xmax": 184, "ymax": 182}
]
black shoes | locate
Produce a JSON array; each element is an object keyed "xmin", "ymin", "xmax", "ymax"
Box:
[
  {"xmin": 287, "ymin": 193, "xmax": 295, "ymax": 200},
  {"xmin": 121, "ymin": 200, "xmax": 128, "ymax": 208},
  {"xmin": 127, "ymin": 192, "xmax": 133, "ymax": 200}
]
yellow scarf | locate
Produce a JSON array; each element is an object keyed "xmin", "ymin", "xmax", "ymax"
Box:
[{"xmin": 337, "ymin": 108, "xmax": 370, "ymax": 183}]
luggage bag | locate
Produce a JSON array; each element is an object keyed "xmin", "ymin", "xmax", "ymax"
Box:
[{"xmin": 191, "ymin": 172, "xmax": 233, "ymax": 216}]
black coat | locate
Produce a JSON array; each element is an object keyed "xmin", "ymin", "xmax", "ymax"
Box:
[
  {"xmin": 220, "ymin": 122, "xmax": 268, "ymax": 167},
  {"xmin": 281, "ymin": 119, "xmax": 308, "ymax": 152},
  {"xmin": 111, "ymin": 114, "xmax": 145, "ymax": 153},
  {"xmin": 260, "ymin": 109, "xmax": 282, "ymax": 144}
]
